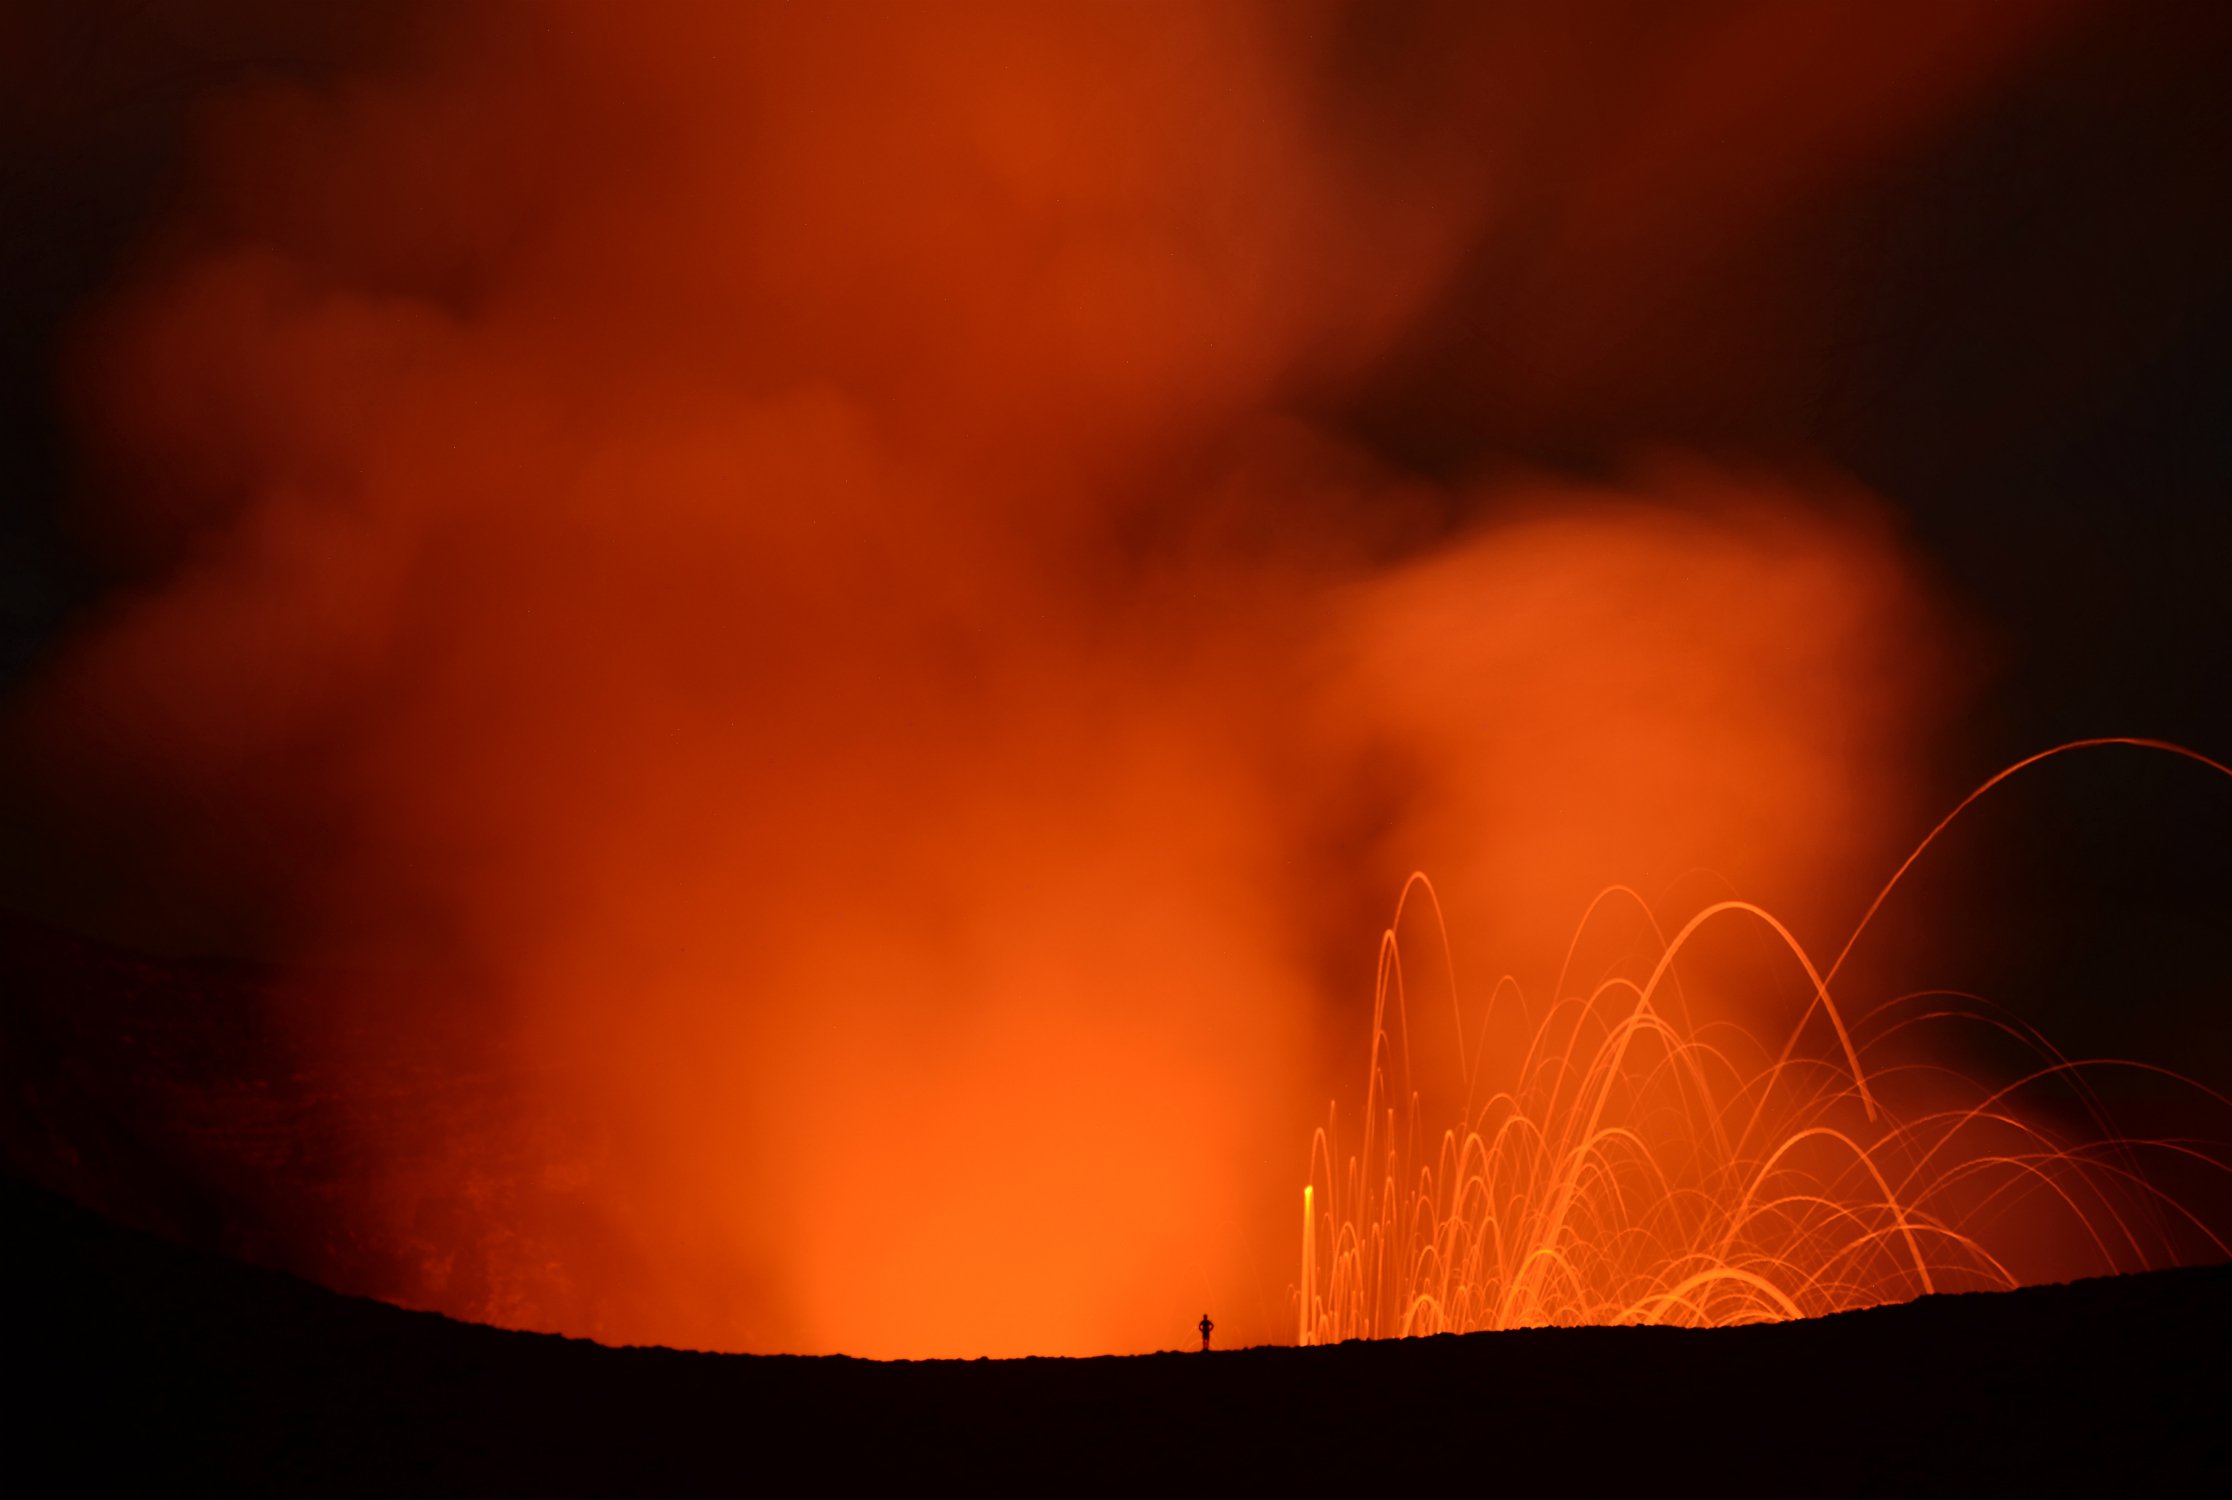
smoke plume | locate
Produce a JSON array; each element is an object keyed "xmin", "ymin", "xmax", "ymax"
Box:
[{"xmin": 12, "ymin": 1, "xmax": 2067, "ymax": 1353}]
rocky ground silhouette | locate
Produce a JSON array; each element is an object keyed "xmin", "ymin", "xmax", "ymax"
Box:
[{"xmin": 12, "ymin": 1176, "xmax": 2228, "ymax": 1494}]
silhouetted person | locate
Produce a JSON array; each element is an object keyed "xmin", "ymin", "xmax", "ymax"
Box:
[{"xmin": 1198, "ymin": 1312, "xmax": 1214, "ymax": 1352}]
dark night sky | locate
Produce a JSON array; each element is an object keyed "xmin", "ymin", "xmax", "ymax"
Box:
[{"xmin": 3, "ymin": 3, "xmax": 2229, "ymax": 1077}]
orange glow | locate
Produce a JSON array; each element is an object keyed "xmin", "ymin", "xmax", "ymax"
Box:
[
  {"xmin": 1302, "ymin": 743, "xmax": 2232, "ymax": 1341},
  {"xmin": 14, "ymin": 3, "xmax": 2145, "ymax": 1360}
]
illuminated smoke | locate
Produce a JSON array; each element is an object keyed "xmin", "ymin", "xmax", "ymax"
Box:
[{"xmin": 14, "ymin": 3, "xmax": 2088, "ymax": 1354}]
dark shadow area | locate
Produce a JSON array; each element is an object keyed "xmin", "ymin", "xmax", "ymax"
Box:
[{"xmin": 10, "ymin": 1173, "xmax": 2228, "ymax": 1494}]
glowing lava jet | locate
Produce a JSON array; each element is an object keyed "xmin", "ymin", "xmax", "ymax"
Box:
[{"xmin": 1300, "ymin": 741, "xmax": 2232, "ymax": 1341}]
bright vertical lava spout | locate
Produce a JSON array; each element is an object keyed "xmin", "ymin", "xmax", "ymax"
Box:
[{"xmin": 1300, "ymin": 741, "xmax": 2232, "ymax": 1343}]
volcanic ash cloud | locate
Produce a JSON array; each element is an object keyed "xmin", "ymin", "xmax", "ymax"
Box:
[{"xmin": 14, "ymin": 1, "xmax": 2057, "ymax": 1354}]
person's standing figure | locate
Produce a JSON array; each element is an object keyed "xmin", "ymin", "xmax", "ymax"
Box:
[{"xmin": 1198, "ymin": 1313, "xmax": 1214, "ymax": 1352}]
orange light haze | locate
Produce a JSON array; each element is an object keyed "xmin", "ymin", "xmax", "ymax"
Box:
[{"xmin": 20, "ymin": 1, "xmax": 2163, "ymax": 1358}]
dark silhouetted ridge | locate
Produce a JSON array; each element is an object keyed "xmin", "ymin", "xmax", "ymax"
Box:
[{"xmin": 9, "ymin": 1175, "xmax": 2227, "ymax": 1495}]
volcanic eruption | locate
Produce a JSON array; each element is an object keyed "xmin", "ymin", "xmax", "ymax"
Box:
[
  {"xmin": 3, "ymin": 0, "xmax": 2230, "ymax": 1379},
  {"xmin": 1303, "ymin": 742, "xmax": 2232, "ymax": 1341}
]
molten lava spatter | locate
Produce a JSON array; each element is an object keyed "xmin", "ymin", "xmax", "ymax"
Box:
[{"xmin": 1301, "ymin": 741, "xmax": 2232, "ymax": 1341}]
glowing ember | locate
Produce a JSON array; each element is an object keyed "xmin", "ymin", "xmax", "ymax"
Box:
[{"xmin": 1300, "ymin": 740, "xmax": 2232, "ymax": 1341}]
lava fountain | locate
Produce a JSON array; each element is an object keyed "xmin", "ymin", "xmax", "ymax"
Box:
[{"xmin": 1300, "ymin": 740, "xmax": 2232, "ymax": 1342}]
